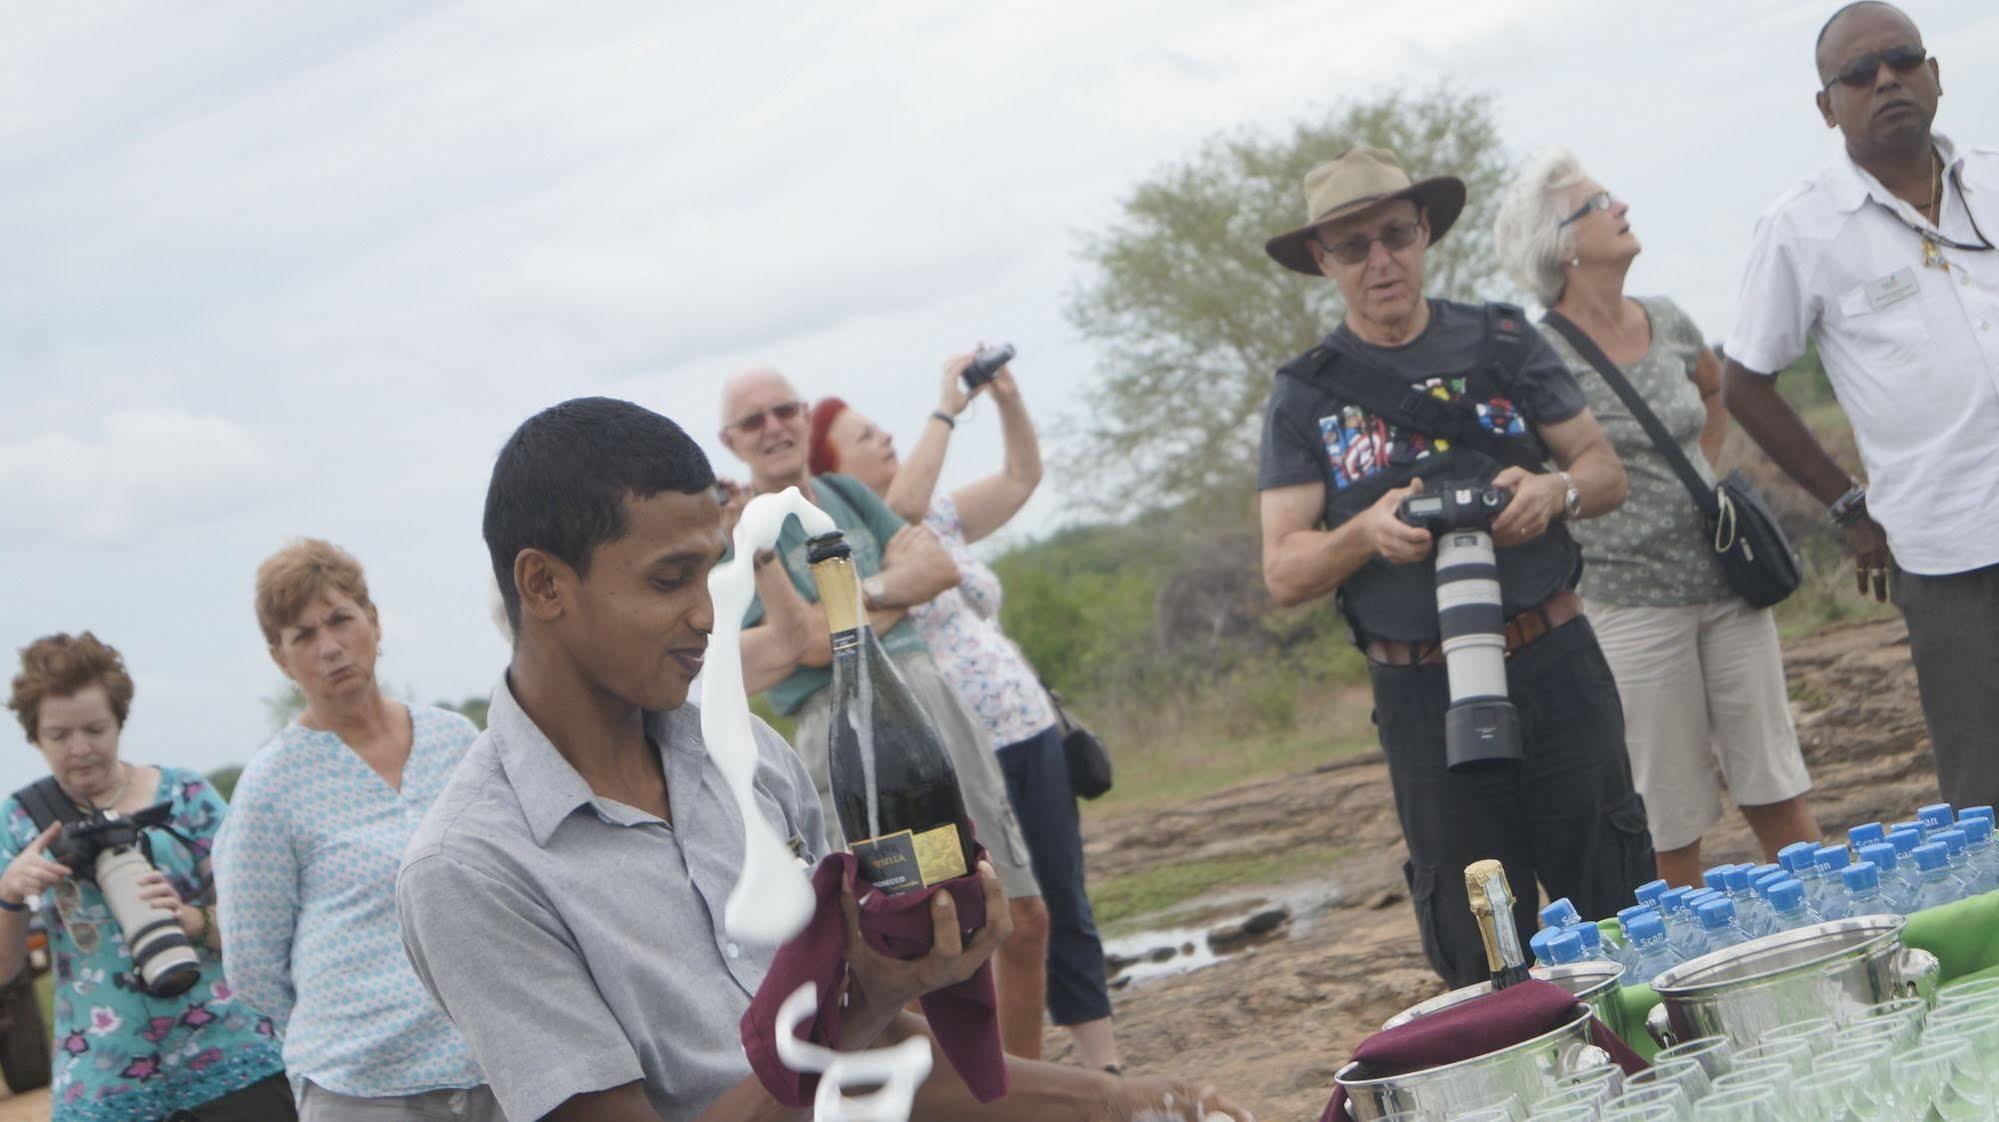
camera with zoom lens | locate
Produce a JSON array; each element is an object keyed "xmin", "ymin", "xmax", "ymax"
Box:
[
  {"xmin": 49, "ymin": 804, "xmax": 202, "ymax": 998},
  {"xmin": 1398, "ymin": 482, "xmax": 1524, "ymax": 773},
  {"xmin": 960, "ymin": 342, "xmax": 1015, "ymax": 391}
]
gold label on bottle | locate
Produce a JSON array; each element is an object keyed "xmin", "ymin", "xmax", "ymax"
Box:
[{"xmin": 851, "ymin": 824, "xmax": 968, "ymax": 893}]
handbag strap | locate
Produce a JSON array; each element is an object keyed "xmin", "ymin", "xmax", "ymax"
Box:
[{"xmin": 1540, "ymin": 310, "xmax": 1720, "ymax": 521}]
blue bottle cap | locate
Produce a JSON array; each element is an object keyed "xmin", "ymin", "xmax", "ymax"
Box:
[
  {"xmin": 1658, "ymin": 889, "xmax": 1689, "ymax": 914},
  {"xmin": 1548, "ymin": 929, "xmax": 1584, "ymax": 963},
  {"xmin": 1575, "ymin": 922, "xmax": 1602, "ymax": 950},
  {"xmin": 1627, "ymin": 911, "xmax": 1665, "ymax": 941},
  {"xmin": 1696, "ymin": 898, "xmax": 1736, "ymax": 927},
  {"xmin": 1723, "ymin": 866, "xmax": 1753, "ymax": 893},
  {"xmin": 1843, "ymin": 861, "xmax": 1881, "ymax": 892},
  {"xmin": 1893, "ymin": 821, "xmax": 1923, "ymax": 835},
  {"xmin": 1934, "ymin": 828, "xmax": 1967, "ymax": 854},
  {"xmin": 1959, "ymin": 806, "xmax": 1995, "ymax": 824},
  {"xmin": 1779, "ymin": 846, "xmax": 1816, "ymax": 874},
  {"xmin": 1768, "ymin": 878, "xmax": 1805, "ymax": 909},
  {"xmin": 1753, "ymin": 871, "xmax": 1787, "ymax": 897},
  {"xmin": 1859, "ymin": 842, "xmax": 1899, "ymax": 870},
  {"xmin": 1618, "ymin": 904, "xmax": 1654, "ymax": 924},
  {"xmin": 1815, "ymin": 845, "xmax": 1852, "ymax": 871},
  {"xmin": 1920, "ymin": 803, "xmax": 1956, "ymax": 829},
  {"xmin": 1702, "ymin": 866, "xmax": 1734, "ymax": 891},
  {"xmin": 1889, "ymin": 828, "xmax": 1923, "ymax": 854},
  {"xmin": 1913, "ymin": 842, "xmax": 1949, "ymax": 872},
  {"xmin": 1964, "ymin": 817, "xmax": 1993, "ymax": 844},
  {"xmin": 1540, "ymin": 897, "xmax": 1580, "ymax": 929},
  {"xmin": 1636, "ymin": 879, "xmax": 1669, "ymax": 904},
  {"xmin": 1753, "ymin": 863, "xmax": 1783, "ymax": 880},
  {"xmin": 1850, "ymin": 822, "xmax": 1887, "ymax": 847},
  {"xmin": 1529, "ymin": 926, "xmax": 1557, "ymax": 961}
]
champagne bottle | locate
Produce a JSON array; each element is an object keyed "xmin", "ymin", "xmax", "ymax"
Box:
[
  {"xmin": 1465, "ymin": 859, "xmax": 1531, "ymax": 990},
  {"xmin": 805, "ymin": 531, "xmax": 975, "ymax": 895}
]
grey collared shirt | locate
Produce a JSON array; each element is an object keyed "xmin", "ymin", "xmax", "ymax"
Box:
[{"xmin": 396, "ymin": 677, "xmax": 827, "ymax": 1122}]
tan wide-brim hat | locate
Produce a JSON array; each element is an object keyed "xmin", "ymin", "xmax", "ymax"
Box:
[{"xmin": 1264, "ymin": 147, "xmax": 1467, "ymax": 277}]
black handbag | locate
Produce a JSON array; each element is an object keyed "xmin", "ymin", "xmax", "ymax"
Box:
[
  {"xmin": 1044, "ymin": 685, "xmax": 1113, "ymax": 800},
  {"xmin": 1542, "ymin": 311, "xmax": 1802, "ymax": 609}
]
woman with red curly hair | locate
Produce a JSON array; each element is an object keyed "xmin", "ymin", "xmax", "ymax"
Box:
[{"xmin": 2, "ymin": 632, "xmax": 291, "ymax": 1121}]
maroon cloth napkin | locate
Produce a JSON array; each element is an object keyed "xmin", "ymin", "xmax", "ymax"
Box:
[
  {"xmin": 1320, "ymin": 979, "xmax": 1646, "ymax": 1122},
  {"xmin": 741, "ymin": 848, "xmax": 1007, "ymax": 1106}
]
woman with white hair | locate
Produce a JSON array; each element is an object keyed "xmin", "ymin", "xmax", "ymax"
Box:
[{"xmin": 1494, "ymin": 150, "xmax": 1820, "ymax": 887}]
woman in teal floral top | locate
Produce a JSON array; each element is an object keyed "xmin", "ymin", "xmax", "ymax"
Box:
[{"xmin": 1, "ymin": 632, "xmax": 291, "ymax": 1121}]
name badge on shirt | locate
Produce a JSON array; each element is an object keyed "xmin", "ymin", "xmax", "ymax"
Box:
[{"xmin": 1862, "ymin": 267, "xmax": 1921, "ymax": 313}]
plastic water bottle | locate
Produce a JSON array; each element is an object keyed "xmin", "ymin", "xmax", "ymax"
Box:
[
  {"xmin": 1849, "ymin": 822, "xmax": 1887, "ymax": 849},
  {"xmin": 1894, "ymin": 820, "xmax": 1928, "ymax": 843},
  {"xmin": 1572, "ymin": 920, "xmax": 1615, "ymax": 965},
  {"xmin": 1764, "ymin": 877, "xmax": 1818, "ymax": 930},
  {"xmin": 1933, "ymin": 828, "xmax": 1977, "ymax": 886},
  {"xmin": 1779, "ymin": 843, "xmax": 1825, "ymax": 910},
  {"xmin": 1753, "ymin": 870, "xmax": 1788, "ymax": 902},
  {"xmin": 1546, "ymin": 929, "xmax": 1586, "ymax": 966},
  {"xmin": 1857, "ymin": 842, "xmax": 1921, "ymax": 913},
  {"xmin": 1957, "ymin": 815, "xmax": 1999, "ymax": 893},
  {"xmin": 1635, "ymin": 879, "xmax": 1669, "ymax": 909},
  {"xmin": 1695, "ymin": 898, "xmax": 1751, "ymax": 951},
  {"xmin": 1657, "ymin": 888, "xmax": 1710, "ymax": 961},
  {"xmin": 1723, "ymin": 866, "xmax": 1776, "ymax": 937},
  {"xmin": 1540, "ymin": 897, "xmax": 1581, "ymax": 931},
  {"xmin": 1529, "ymin": 926, "xmax": 1559, "ymax": 968},
  {"xmin": 1623, "ymin": 911, "xmax": 1681, "ymax": 981},
  {"xmin": 1911, "ymin": 842, "xmax": 1968, "ymax": 911},
  {"xmin": 1702, "ymin": 865, "xmax": 1734, "ymax": 893},
  {"xmin": 1919, "ymin": 803, "xmax": 1957, "ymax": 834},
  {"xmin": 1958, "ymin": 805, "xmax": 1995, "ymax": 829},
  {"xmin": 1750, "ymin": 862, "xmax": 1785, "ymax": 885},
  {"xmin": 1841, "ymin": 861, "xmax": 1893, "ymax": 917},
  {"xmin": 1815, "ymin": 845, "xmax": 1853, "ymax": 888}
]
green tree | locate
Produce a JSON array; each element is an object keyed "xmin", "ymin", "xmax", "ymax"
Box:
[
  {"xmin": 436, "ymin": 695, "xmax": 490, "ymax": 730},
  {"xmin": 262, "ymin": 681, "xmax": 305, "ymax": 731},
  {"xmin": 206, "ymin": 766, "xmax": 243, "ymax": 802},
  {"xmin": 1062, "ymin": 85, "xmax": 1513, "ymax": 513}
]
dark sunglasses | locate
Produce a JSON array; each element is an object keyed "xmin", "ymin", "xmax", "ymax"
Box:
[
  {"xmin": 728, "ymin": 401, "xmax": 805, "ymax": 435},
  {"xmin": 1824, "ymin": 45, "xmax": 1927, "ymax": 90},
  {"xmin": 1559, "ymin": 191, "xmax": 1615, "ymax": 228},
  {"xmin": 1317, "ymin": 219, "xmax": 1425, "ymax": 266}
]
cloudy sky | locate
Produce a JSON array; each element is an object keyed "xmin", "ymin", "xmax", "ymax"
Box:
[{"xmin": 4, "ymin": 0, "xmax": 1995, "ymax": 793}]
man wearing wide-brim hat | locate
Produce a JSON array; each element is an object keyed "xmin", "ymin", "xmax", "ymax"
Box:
[{"xmin": 1254, "ymin": 147, "xmax": 1652, "ymax": 987}]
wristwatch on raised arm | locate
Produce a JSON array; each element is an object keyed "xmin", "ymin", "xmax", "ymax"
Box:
[
  {"xmin": 1557, "ymin": 472, "xmax": 1583, "ymax": 521},
  {"xmin": 1829, "ymin": 485, "xmax": 1869, "ymax": 527}
]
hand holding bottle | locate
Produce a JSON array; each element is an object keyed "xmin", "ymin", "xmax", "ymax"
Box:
[{"xmin": 836, "ymin": 859, "xmax": 1011, "ymax": 1044}]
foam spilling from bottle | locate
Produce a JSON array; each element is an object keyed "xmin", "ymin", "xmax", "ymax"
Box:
[
  {"xmin": 702, "ymin": 488, "xmax": 835, "ymax": 944},
  {"xmin": 703, "ymin": 490, "xmax": 932, "ymax": 1121}
]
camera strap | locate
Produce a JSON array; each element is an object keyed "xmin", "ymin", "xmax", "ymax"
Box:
[{"xmin": 12, "ymin": 776, "xmax": 88, "ymax": 835}]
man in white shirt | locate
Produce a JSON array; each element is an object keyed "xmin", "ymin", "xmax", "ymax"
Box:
[{"xmin": 1723, "ymin": 1, "xmax": 1999, "ymax": 809}]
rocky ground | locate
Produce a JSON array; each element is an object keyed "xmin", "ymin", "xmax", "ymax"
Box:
[
  {"xmin": 0, "ymin": 618, "xmax": 1932, "ymax": 1122},
  {"xmin": 1040, "ymin": 616, "xmax": 1936, "ymax": 1121}
]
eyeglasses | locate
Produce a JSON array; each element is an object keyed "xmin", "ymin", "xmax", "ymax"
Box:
[
  {"xmin": 1824, "ymin": 45, "xmax": 1927, "ymax": 90},
  {"xmin": 1316, "ymin": 219, "xmax": 1425, "ymax": 266},
  {"xmin": 727, "ymin": 401, "xmax": 805, "ymax": 435},
  {"xmin": 1560, "ymin": 191, "xmax": 1615, "ymax": 227}
]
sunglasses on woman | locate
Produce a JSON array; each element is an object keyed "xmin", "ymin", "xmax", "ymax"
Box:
[
  {"xmin": 727, "ymin": 401, "xmax": 805, "ymax": 434},
  {"xmin": 1823, "ymin": 45, "xmax": 1927, "ymax": 90},
  {"xmin": 1316, "ymin": 219, "xmax": 1425, "ymax": 266},
  {"xmin": 1559, "ymin": 191, "xmax": 1615, "ymax": 227}
]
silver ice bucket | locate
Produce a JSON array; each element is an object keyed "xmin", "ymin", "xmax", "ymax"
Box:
[
  {"xmin": 1645, "ymin": 914, "xmax": 1940, "ymax": 1048},
  {"xmin": 1337, "ymin": 1008, "xmax": 1610, "ymax": 1121},
  {"xmin": 1382, "ymin": 961, "xmax": 1630, "ymax": 1041}
]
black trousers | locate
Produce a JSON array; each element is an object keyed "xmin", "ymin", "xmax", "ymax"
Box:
[
  {"xmin": 1370, "ymin": 616, "xmax": 1655, "ymax": 988},
  {"xmin": 162, "ymin": 1072, "xmax": 297, "ymax": 1122},
  {"xmin": 997, "ymin": 725, "xmax": 1114, "ymax": 1025}
]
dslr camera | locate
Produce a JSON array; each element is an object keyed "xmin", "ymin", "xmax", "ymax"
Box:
[
  {"xmin": 1398, "ymin": 483, "xmax": 1523, "ymax": 773},
  {"xmin": 47, "ymin": 803, "xmax": 202, "ymax": 998}
]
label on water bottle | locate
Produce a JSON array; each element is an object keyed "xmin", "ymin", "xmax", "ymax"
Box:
[{"xmin": 852, "ymin": 824, "xmax": 969, "ymax": 893}]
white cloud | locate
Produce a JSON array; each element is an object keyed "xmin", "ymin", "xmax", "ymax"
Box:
[{"xmin": 0, "ymin": 410, "xmax": 273, "ymax": 542}]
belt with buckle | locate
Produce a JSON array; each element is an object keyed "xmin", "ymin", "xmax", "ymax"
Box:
[{"xmin": 1364, "ymin": 588, "xmax": 1582, "ymax": 667}]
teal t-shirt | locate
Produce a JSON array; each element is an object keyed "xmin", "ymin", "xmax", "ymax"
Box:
[{"xmin": 745, "ymin": 473, "xmax": 929, "ymax": 715}]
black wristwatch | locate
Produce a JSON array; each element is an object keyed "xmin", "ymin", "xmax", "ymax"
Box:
[{"xmin": 1829, "ymin": 485, "xmax": 1869, "ymax": 528}]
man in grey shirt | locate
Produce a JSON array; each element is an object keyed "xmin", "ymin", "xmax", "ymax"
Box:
[{"xmin": 397, "ymin": 397, "xmax": 1251, "ymax": 1122}]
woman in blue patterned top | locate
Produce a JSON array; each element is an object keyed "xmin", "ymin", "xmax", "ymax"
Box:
[
  {"xmin": 1, "ymin": 631, "xmax": 291, "ymax": 1121},
  {"xmin": 213, "ymin": 539, "xmax": 500, "ymax": 1121}
]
